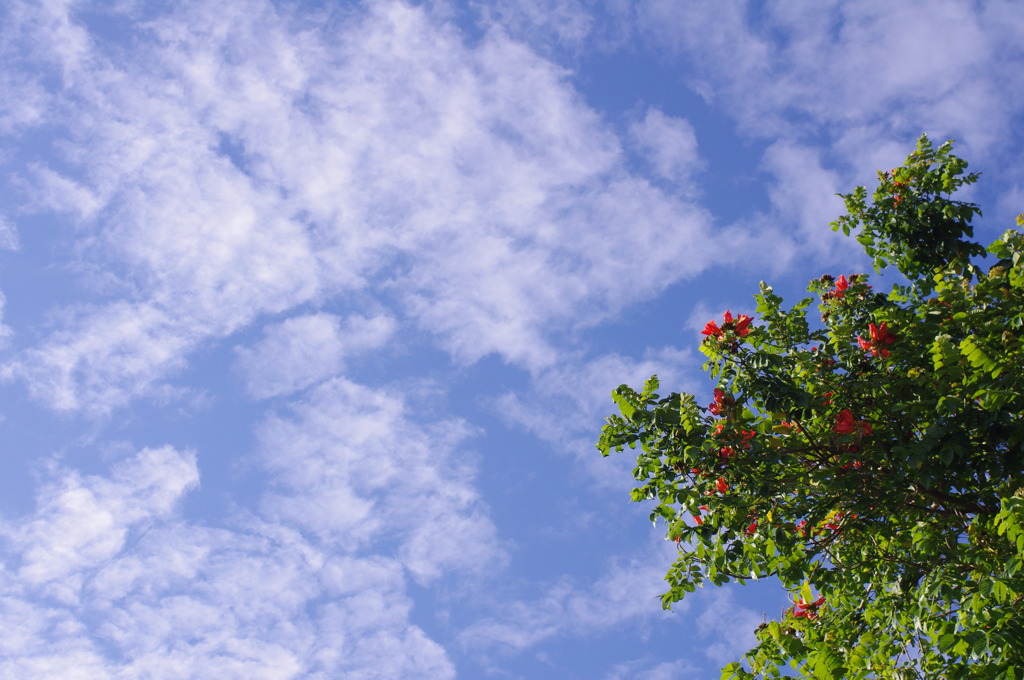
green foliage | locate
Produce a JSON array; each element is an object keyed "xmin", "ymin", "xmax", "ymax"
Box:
[
  {"xmin": 598, "ymin": 137, "xmax": 1024, "ymax": 678},
  {"xmin": 832, "ymin": 134, "xmax": 987, "ymax": 283}
]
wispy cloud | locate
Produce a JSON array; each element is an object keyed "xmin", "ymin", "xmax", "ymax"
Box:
[
  {"xmin": 604, "ymin": 658, "xmax": 700, "ymax": 680},
  {"xmin": 257, "ymin": 378, "xmax": 505, "ymax": 583},
  {"xmin": 3, "ymin": 0, "xmax": 713, "ymax": 414},
  {"xmin": 629, "ymin": 108, "xmax": 703, "ymax": 193},
  {"xmin": 0, "ymin": 377, "xmax": 500, "ymax": 677},
  {"xmin": 235, "ymin": 312, "xmax": 394, "ymax": 399},
  {"xmin": 495, "ymin": 346, "xmax": 695, "ymax": 489},
  {"xmin": 634, "ymin": 0, "xmax": 1023, "ymax": 152},
  {"xmin": 458, "ymin": 548, "xmax": 683, "ymax": 652},
  {"xmin": 2, "ymin": 446, "xmax": 198, "ymax": 593},
  {"xmin": 695, "ymin": 589, "xmax": 762, "ymax": 666},
  {"xmin": 622, "ymin": 0, "xmax": 1024, "ymax": 253}
]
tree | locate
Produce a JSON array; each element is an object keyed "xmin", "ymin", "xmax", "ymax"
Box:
[{"xmin": 598, "ymin": 136, "xmax": 1024, "ymax": 679}]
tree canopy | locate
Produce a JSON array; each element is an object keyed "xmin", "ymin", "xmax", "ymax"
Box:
[{"xmin": 598, "ymin": 136, "xmax": 1024, "ymax": 679}]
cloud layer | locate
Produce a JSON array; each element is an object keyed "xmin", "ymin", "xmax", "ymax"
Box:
[{"xmin": 2, "ymin": 0, "xmax": 712, "ymax": 414}]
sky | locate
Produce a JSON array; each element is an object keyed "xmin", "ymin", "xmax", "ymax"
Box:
[{"xmin": 1, "ymin": 1, "xmax": 1022, "ymax": 678}]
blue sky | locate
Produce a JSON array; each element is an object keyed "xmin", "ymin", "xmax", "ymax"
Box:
[{"xmin": 1, "ymin": 1, "xmax": 1022, "ymax": 678}]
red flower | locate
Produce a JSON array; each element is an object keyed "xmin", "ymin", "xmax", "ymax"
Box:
[
  {"xmin": 745, "ymin": 520, "xmax": 757, "ymax": 536},
  {"xmin": 708, "ymin": 388, "xmax": 726, "ymax": 415},
  {"xmin": 834, "ymin": 410, "xmax": 856, "ymax": 434},
  {"xmin": 702, "ymin": 311, "xmax": 754, "ymax": 339},
  {"xmin": 826, "ymin": 511, "xmax": 857, "ymax": 528},
  {"xmin": 714, "ymin": 425, "xmax": 754, "ymax": 450},
  {"xmin": 834, "ymin": 275, "xmax": 849, "ymax": 298},
  {"xmin": 719, "ymin": 446, "xmax": 737, "ymax": 460},
  {"xmin": 701, "ymin": 320, "xmax": 723, "ymax": 338},
  {"xmin": 796, "ymin": 596, "xmax": 826, "ymax": 610},
  {"xmin": 871, "ymin": 322, "xmax": 896, "ymax": 346},
  {"xmin": 793, "ymin": 595, "xmax": 826, "ymax": 620},
  {"xmin": 858, "ymin": 322, "xmax": 896, "ymax": 358},
  {"xmin": 732, "ymin": 312, "xmax": 754, "ymax": 337},
  {"xmin": 715, "ymin": 477, "xmax": 729, "ymax": 493},
  {"xmin": 834, "ymin": 410, "xmax": 872, "ymax": 436}
]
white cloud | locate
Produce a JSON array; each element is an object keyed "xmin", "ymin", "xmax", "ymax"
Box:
[
  {"xmin": 635, "ymin": 0, "xmax": 1022, "ymax": 152},
  {"xmin": 10, "ymin": 302, "xmax": 192, "ymax": 413},
  {"xmin": 695, "ymin": 589, "xmax": 762, "ymax": 666},
  {"xmin": 26, "ymin": 164, "xmax": 103, "ymax": 222},
  {"xmin": 0, "ymin": 214, "xmax": 20, "ymax": 251},
  {"xmin": 479, "ymin": 0, "xmax": 595, "ymax": 53},
  {"xmin": 0, "ymin": 378, "xmax": 492, "ymax": 678},
  {"xmin": 0, "ymin": 523, "xmax": 457, "ymax": 679},
  {"xmin": 4, "ymin": 1, "xmax": 1021, "ymax": 419},
  {"xmin": 2, "ymin": 446, "xmax": 198, "ymax": 592},
  {"xmin": 628, "ymin": 0, "xmax": 1024, "ymax": 265},
  {"xmin": 459, "ymin": 549, "xmax": 683, "ymax": 652},
  {"xmin": 757, "ymin": 141, "xmax": 856, "ymax": 262},
  {"xmin": 498, "ymin": 347, "xmax": 694, "ymax": 447},
  {"xmin": 235, "ymin": 312, "xmax": 395, "ymax": 399},
  {"xmin": 630, "ymin": 108, "xmax": 703, "ymax": 191},
  {"xmin": 2, "ymin": 0, "xmax": 715, "ymax": 413},
  {"xmin": 0, "ymin": 64, "xmax": 48, "ymax": 135},
  {"xmin": 0, "ymin": 292, "xmax": 11, "ymax": 348},
  {"xmin": 235, "ymin": 313, "xmax": 346, "ymax": 399},
  {"xmin": 257, "ymin": 377, "xmax": 505, "ymax": 584},
  {"xmin": 605, "ymin": 658, "xmax": 699, "ymax": 680}
]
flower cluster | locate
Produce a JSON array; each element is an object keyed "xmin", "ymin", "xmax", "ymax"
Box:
[
  {"xmin": 834, "ymin": 409, "xmax": 872, "ymax": 436},
  {"xmin": 833, "ymin": 274, "xmax": 849, "ymax": 298},
  {"xmin": 715, "ymin": 425, "xmax": 755, "ymax": 461},
  {"xmin": 820, "ymin": 274, "xmax": 849, "ymax": 301},
  {"xmin": 824, "ymin": 511, "xmax": 857, "ymax": 530},
  {"xmin": 857, "ymin": 322, "xmax": 897, "ymax": 358},
  {"xmin": 792, "ymin": 596, "xmax": 826, "ymax": 620},
  {"xmin": 890, "ymin": 169, "xmax": 909, "ymax": 206},
  {"xmin": 708, "ymin": 388, "xmax": 727, "ymax": 415},
  {"xmin": 820, "ymin": 273, "xmax": 871, "ymax": 304},
  {"xmin": 702, "ymin": 310, "xmax": 753, "ymax": 340}
]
